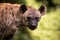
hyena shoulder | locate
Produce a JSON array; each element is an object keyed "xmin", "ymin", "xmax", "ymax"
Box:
[
  {"xmin": 0, "ymin": 3, "xmax": 20, "ymax": 40},
  {"xmin": 0, "ymin": 3, "xmax": 21, "ymax": 26}
]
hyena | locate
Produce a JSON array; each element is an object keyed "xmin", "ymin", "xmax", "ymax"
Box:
[{"xmin": 0, "ymin": 3, "xmax": 46, "ymax": 40}]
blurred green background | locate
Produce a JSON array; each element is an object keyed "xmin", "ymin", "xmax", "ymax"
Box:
[{"xmin": 0, "ymin": 0, "xmax": 60, "ymax": 40}]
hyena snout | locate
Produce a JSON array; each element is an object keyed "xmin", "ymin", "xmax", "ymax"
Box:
[{"xmin": 28, "ymin": 20, "xmax": 38, "ymax": 30}]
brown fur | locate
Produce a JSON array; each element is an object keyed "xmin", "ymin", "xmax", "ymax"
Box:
[
  {"xmin": 0, "ymin": 3, "xmax": 46, "ymax": 40},
  {"xmin": 0, "ymin": 3, "xmax": 21, "ymax": 40}
]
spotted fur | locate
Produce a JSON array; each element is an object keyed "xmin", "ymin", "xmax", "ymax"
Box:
[
  {"xmin": 0, "ymin": 3, "xmax": 46, "ymax": 40},
  {"xmin": 0, "ymin": 3, "xmax": 22, "ymax": 40}
]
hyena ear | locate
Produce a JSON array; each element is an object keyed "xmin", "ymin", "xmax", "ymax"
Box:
[
  {"xmin": 38, "ymin": 5, "xmax": 46, "ymax": 16},
  {"xmin": 20, "ymin": 4, "xmax": 27, "ymax": 13}
]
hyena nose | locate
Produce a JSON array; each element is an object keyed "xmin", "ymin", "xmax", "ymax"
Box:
[
  {"xmin": 31, "ymin": 23, "xmax": 37, "ymax": 30},
  {"xmin": 30, "ymin": 25, "xmax": 37, "ymax": 30},
  {"xmin": 28, "ymin": 20, "xmax": 37, "ymax": 30},
  {"xmin": 32, "ymin": 23, "xmax": 36, "ymax": 27},
  {"xmin": 32, "ymin": 20, "xmax": 37, "ymax": 27},
  {"xmin": 28, "ymin": 24, "xmax": 37, "ymax": 30}
]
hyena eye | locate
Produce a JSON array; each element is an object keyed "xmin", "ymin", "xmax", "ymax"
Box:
[
  {"xmin": 35, "ymin": 17, "xmax": 39, "ymax": 21},
  {"xmin": 35, "ymin": 17, "xmax": 38, "ymax": 19},
  {"xmin": 27, "ymin": 17, "xmax": 31, "ymax": 19}
]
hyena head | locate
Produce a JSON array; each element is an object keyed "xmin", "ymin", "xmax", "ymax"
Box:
[{"xmin": 19, "ymin": 4, "xmax": 46, "ymax": 30}]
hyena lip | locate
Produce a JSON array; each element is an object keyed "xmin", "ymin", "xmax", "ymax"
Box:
[{"xmin": 28, "ymin": 26, "xmax": 37, "ymax": 30}]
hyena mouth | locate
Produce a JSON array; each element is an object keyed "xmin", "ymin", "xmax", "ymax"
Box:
[{"xmin": 28, "ymin": 25, "xmax": 37, "ymax": 30}]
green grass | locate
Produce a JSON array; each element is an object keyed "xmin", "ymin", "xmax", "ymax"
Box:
[
  {"xmin": 53, "ymin": 0, "xmax": 60, "ymax": 4},
  {"xmin": 39, "ymin": 8, "xmax": 60, "ymax": 31}
]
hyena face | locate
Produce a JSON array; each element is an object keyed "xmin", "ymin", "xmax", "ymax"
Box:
[{"xmin": 20, "ymin": 4, "xmax": 46, "ymax": 30}]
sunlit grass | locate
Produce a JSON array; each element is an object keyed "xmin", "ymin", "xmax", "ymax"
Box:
[
  {"xmin": 39, "ymin": 8, "xmax": 60, "ymax": 31},
  {"xmin": 25, "ymin": 0, "xmax": 41, "ymax": 9},
  {"xmin": 53, "ymin": 0, "xmax": 60, "ymax": 4}
]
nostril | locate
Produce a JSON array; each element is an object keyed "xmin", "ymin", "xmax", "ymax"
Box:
[
  {"xmin": 28, "ymin": 25, "xmax": 37, "ymax": 30},
  {"xmin": 32, "ymin": 24, "xmax": 36, "ymax": 27},
  {"xmin": 32, "ymin": 25, "xmax": 36, "ymax": 27}
]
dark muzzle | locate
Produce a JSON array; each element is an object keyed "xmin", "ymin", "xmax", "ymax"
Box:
[{"xmin": 27, "ymin": 19, "xmax": 38, "ymax": 30}]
